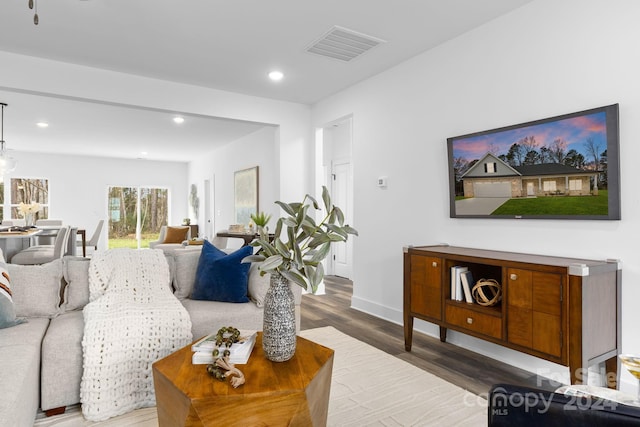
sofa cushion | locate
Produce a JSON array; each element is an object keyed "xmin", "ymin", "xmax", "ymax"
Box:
[
  {"xmin": 40, "ymin": 310, "xmax": 85, "ymax": 411},
  {"xmin": 163, "ymin": 226, "xmax": 190, "ymax": 243},
  {"xmin": 0, "ymin": 317, "xmax": 50, "ymax": 427},
  {"xmin": 0, "ymin": 260, "xmax": 26, "ymax": 329},
  {"xmin": 9, "ymin": 259, "xmax": 64, "ymax": 318},
  {"xmin": 62, "ymin": 256, "xmax": 91, "ymax": 311},
  {"xmin": 181, "ymin": 298, "xmax": 264, "ymax": 340},
  {"xmin": 171, "ymin": 250, "xmax": 200, "ymax": 299},
  {"xmin": 247, "ymin": 267, "xmax": 304, "ymax": 307},
  {"xmin": 191, "ymin": 241, "xmax": 252, "ymax": 303},
  {"xmin": 171, "ymin": 246, "xmax": 263, "ymax": 301},
  {"xmin": 247, "ymin": 263, "xmax": 271, "ymax": 307}
]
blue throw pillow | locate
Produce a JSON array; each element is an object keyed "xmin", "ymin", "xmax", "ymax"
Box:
[{"xmin": 191, "ymin": 241, "xmax": 253, "ymax": 303}]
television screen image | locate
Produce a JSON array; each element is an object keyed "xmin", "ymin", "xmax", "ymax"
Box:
[{"xmin": 447, "ymin": 104, "xmax": 620, "ymax": 220}]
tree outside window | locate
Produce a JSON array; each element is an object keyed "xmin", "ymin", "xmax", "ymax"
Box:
[
  {"xmin": 10, "ymin": 178, "xmax": 49, "ymax": 221},
  {"xmin": 108, "ymin": 186, "xmax": 168, "ymax": 248}
]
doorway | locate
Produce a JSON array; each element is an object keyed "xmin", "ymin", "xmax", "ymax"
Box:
[
  {"xmin": 318, "ymin": 116, "xmax": 354, "ymax": 279},
  {"xmin": 204, "ymin": 178, "xmax": 214, "ymax": 240},
  {"xmin": 527, "ymin": 182, "xmax": 535, "ymax": 196},
  {"xmin": 107, "ymin": 186, "xmax": 168, "ymax": 248}
]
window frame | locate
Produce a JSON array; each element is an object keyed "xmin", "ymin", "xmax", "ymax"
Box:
[{"xmin": 1, "ymin": 177, "xmax": 50, "ymax": 222}]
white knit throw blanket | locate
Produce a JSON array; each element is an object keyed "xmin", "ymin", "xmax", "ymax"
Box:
[{"xmin": 80, "ymin": 249, "xmax": 192, "ymax": 422}]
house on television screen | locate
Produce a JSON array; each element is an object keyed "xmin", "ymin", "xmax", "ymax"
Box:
[{"xmin": 460, "ymin": 153, "xmax": 600, "ymax": 199}]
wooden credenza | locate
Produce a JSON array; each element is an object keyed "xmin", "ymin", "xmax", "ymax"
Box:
[{"xmin": 403, "ymin": 245, "xmax": 621, "ymax": 387}]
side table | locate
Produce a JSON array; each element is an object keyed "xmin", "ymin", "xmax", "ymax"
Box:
[
  {"xmin": 152, "ymin": 333, "xmax": 334, "ymax": 426},
  {"xmin": 215, "ymin": 231, "xmax": 275, "ymax": 247}
]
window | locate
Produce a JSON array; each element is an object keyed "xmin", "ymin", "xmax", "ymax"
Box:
[
  {"xmin": 543, "ymin": 180, "xmax": 557, "ymax": 192},
  {"xmin": 3, "ymin": 178, "xmax": 49, "ymax": 221},
  {"xmin": 108, "ymin": 186, "xmax": 168, "ymax": 248},
  {"xmin": 484, "ymin": 162, "xmax": 497, "ymax": 173},
  {"xmin": 569, "ymin": 179, "xmax": 582, "ymax": 191}
]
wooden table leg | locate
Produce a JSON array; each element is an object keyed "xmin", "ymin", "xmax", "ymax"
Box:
[
  {"xmin": 404, "ymin": 316, "xmax": 413, "ymax": 351},
  {"xmin": 77, "ymin": 229, "xmax": 86, "ymax": 257},
  {"xmin": 439, "ymin": 326, "xmax": 447, "ymax": 342}
]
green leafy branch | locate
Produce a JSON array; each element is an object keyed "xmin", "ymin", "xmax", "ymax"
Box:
[
  {"xmin": 250, "ymin": 211, "xmax": 272, "ymax": 228},
  {"xmin": 242, "ymin": 186, "xmax": 358, "ymax": 293}
]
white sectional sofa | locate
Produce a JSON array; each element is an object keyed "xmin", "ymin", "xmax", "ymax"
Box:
[{"xmin": 0, "ymin": 249, "xmax": 302, "ymax": 426}]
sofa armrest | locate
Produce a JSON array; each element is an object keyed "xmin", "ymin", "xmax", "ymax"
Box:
[{"xmin": 488, "ymin": 383, "xmax": 640, "ymax": 427}]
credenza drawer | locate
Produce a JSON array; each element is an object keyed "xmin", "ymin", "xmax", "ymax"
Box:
[{"xmin": 445, "ymin": 305, "xmax": 502, "ymax": 339}]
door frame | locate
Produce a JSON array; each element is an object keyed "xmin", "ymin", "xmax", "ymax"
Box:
[{"xmin": 315, "ymin": 115, "xmax": 354, "ymax": 280}]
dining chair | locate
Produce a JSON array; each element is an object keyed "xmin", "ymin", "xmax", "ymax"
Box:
[
  {"xmin": 77, "ymin": 219, "xmax": 104, "ymax": 256},
  {"xmin": 11, "ymin": 226, "xmax": 70, "ymax": 265},
  {"xmin": 66, "ymin": 227, "xmax": 78, "ymax": 256},
  {"xmin": 148, "ymin": 225, "xmax": 191, "ymax": 249},
  {"xmin": 35, "ymin": 219, "xmax": 63, "ymax": 245},
  {"xmin": 2, "ymin": 219, "xmax": 26, "ymax": 227},
  {"xmin": 35, "ymin": 219, "xmax": 63, "ymax": 226}
]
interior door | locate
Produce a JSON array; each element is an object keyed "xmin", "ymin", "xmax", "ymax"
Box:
[
  {"xmin": 331, "ymin": 160, "xmax": 352, "ymax": 278},
  {"xmin": 204, "ymin": 178, "xmax": 213, "ymax": 239}
]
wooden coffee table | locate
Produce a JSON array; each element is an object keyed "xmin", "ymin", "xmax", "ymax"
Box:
[{"xmin": 152, "ymin": 333, "xmax": 334, "ymax": 426}]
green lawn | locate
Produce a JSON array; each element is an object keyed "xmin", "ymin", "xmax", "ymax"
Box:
[
  {"xmin": 108, "ymin": 233, "xmax": 159, "ymax": 249},
  {"xmin": 491, "ymin": 190, "xmax": 609, "ymax": 216}
]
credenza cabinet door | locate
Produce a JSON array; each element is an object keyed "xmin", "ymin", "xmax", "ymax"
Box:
[
  {"xmin": 410, "ymin": 255, "xmax": 442, "ymax": 320},
  {"xmin": 507, "ymin": 268, "xmax": 562, "ymax": 358}
]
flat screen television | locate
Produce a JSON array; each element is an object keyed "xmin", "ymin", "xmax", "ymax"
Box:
[{"xmin": 447, "ymin": 104, "xmax": 620, "ymax": 220}]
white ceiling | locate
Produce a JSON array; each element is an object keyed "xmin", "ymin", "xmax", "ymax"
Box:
[{"xmin": 0, "ymin": 0, "xmax": 532, "ymax": 162}]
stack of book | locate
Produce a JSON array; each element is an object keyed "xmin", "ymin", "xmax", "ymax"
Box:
[
  {"xmin": 450, "ymin": 266, "xmax": 474, "ymax": 304},
  {"xmin": 191, "ymin": 330, "xmax": 257, "ymax": 365}
]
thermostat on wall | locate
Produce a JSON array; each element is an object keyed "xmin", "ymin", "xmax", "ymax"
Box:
[{"xmin": 377, "ymin": 176, "xmax": 388, "ymax": 187}]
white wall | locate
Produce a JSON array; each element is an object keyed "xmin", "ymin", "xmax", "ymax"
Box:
[
  {"xmin": 5, "ymin": 151, "xmax": 188, "ymax": 250},
  {"xmin": 189, "ymin": 126, "xmax": 279, "ymax": 236},
  {"xmin": 2, "ymin": 50, "xmax": 313, "ymax": 203},
  {"xmin": 312, "ymin": 0, "xmax": 640, "ymax": 392},
  {"xmin": 2, "ymin": 46, "xmax": 313, "ymax": 259}
]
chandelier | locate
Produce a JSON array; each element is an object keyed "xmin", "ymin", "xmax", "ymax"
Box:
[
  {"xmin": 0, "ymin": 104, "xmax": 18, "ymax": 175},
  {"xmin": 28, "ymin": 0, "xmax": 39, "ymax": 25}
]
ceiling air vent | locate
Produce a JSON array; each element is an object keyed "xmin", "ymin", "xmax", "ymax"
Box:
[{"xmin": 305, "ymin": 26, "xmax": 386, "ymax": 62}]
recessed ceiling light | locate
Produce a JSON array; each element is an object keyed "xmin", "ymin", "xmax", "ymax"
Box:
[
  {"xmin": 268, "ymin": 70, "xmax": 284, "ymax": 82},
  {"xmin": 173, "ymin": 116, "xmax": 185, "ymax": 124},
  {"xmin": 36, "ymin": 122, "xmax": 49, "ymax": 128}
]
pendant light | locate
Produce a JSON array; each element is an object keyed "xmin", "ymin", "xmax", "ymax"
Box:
[
  {"xmin": 28, "ymin": 0, "xmax": 39, "ymax": 25},
  {"xmin": 0, "ymin": 103, "xmax": 17, "ymax": 175}
]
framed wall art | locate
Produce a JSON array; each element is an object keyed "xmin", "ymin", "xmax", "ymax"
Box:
[
  {"xmin": 447, "ymin": 104, "xmax": 620, "ymax": 220},
  {"xmin": 234, "ymin": 166, "xmax": 259, "ymax": 225}
]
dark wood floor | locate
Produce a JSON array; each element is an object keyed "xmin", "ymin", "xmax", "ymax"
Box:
[{"xmin": 301, "ymin": 276, "xmax": 556, "ymax": 397}]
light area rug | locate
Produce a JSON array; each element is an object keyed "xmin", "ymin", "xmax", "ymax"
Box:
[{"xmin": 34, "ymin": 326, "xmax": 486, "ymax": 427}]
